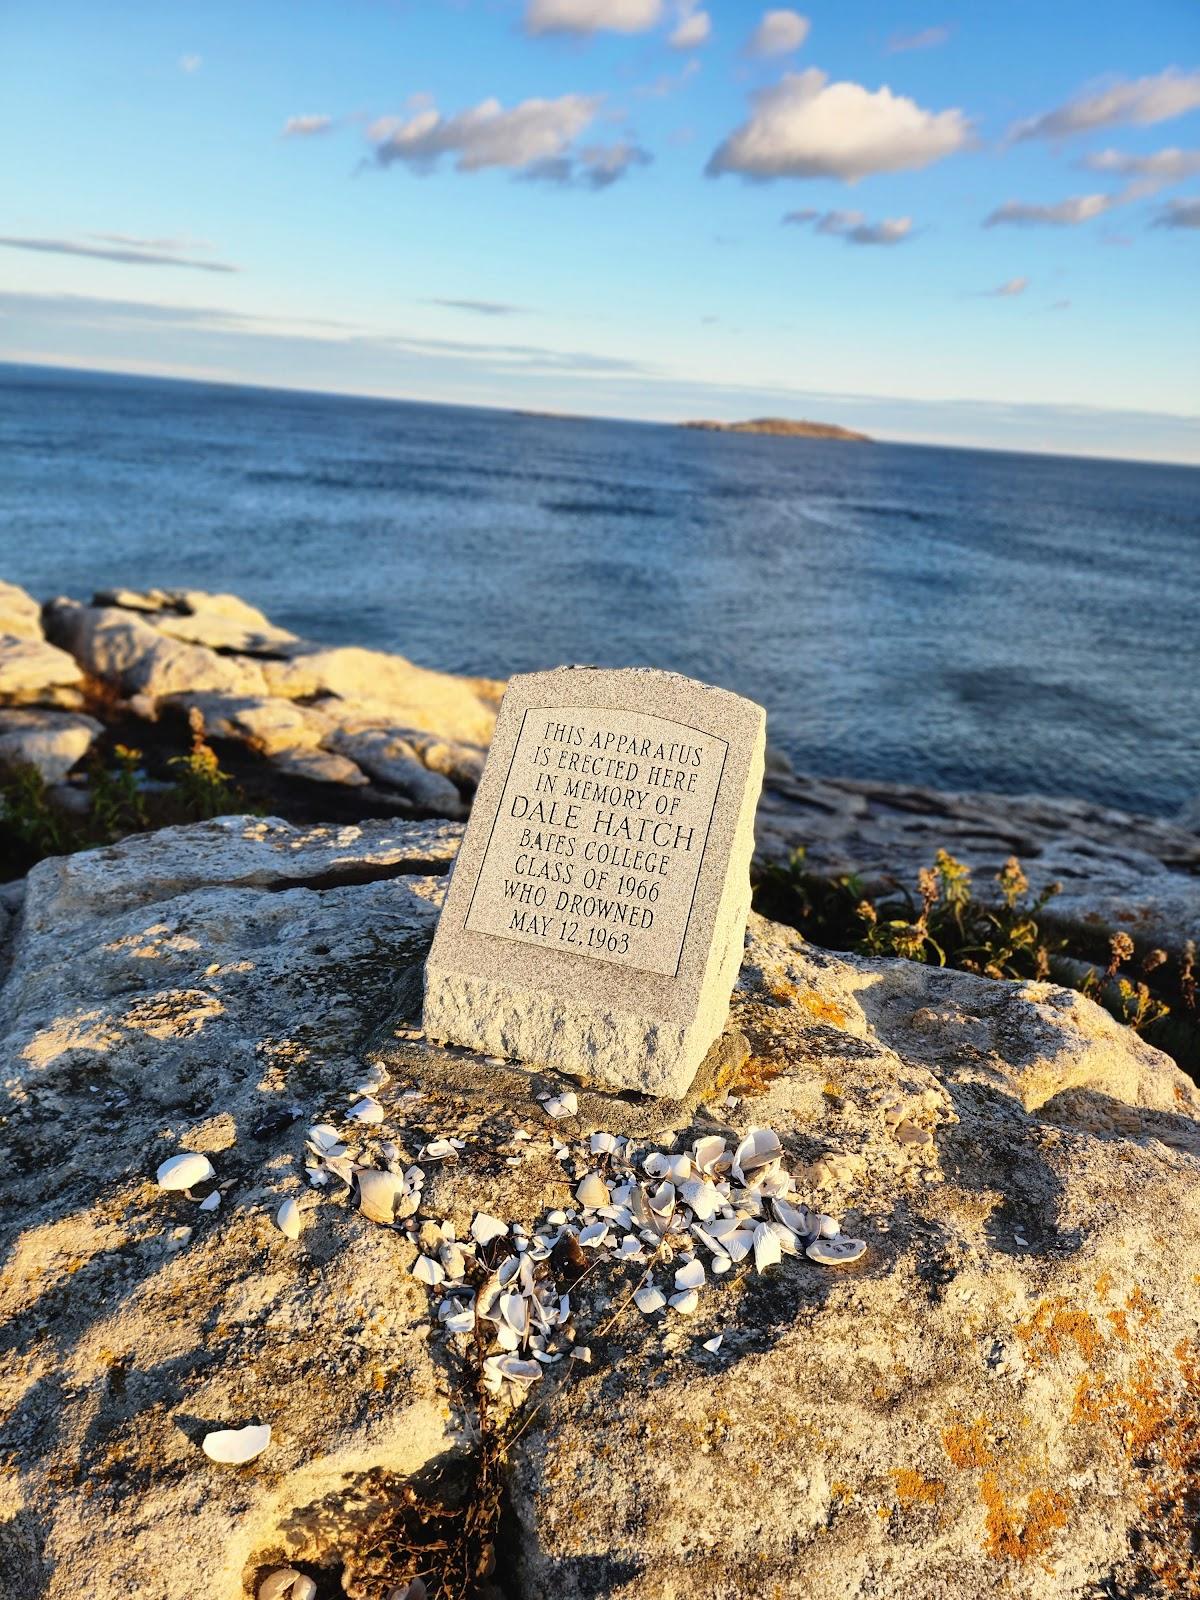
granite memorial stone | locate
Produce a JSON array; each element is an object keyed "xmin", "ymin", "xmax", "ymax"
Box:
[{"xmin": 422, "ymin": 667, "xmax": 765, "ymax": 1097}]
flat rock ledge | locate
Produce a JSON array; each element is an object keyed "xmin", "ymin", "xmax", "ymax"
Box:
[{"xmin": 1, "ymin": 816, "xmax": 1199, "ymax": 1600}]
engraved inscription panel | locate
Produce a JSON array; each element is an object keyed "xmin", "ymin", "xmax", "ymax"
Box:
[{"xmin": 464, "ymin": 704, "xmax": 728, "ymax": 975}]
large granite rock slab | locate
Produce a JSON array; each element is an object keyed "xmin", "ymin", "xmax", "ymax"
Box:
[
  {"xmin": 0, "ymin": 817, "xmax": 1197, "ymax": 1598},
  {"xmin": 0, "ymin": 708, "xmax": 103, "ymax": 783},
  {"xmin": 0, "ymin": 579, "xmax": 43, "ymax": 640},
  {"xmin": 0, "ymin": 637, "xmax": 83, "ymax": 698},
  {"xmin": 45, "ymin": 601, "xmax": 269, "ymax": 700},
  {"xmin": 423, "ymin": 668, "xmax": 765, "ymax": 1096}
]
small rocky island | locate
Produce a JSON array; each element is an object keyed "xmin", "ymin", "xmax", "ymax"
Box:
[{"xmin": 681, "ymin": 417, "xmax": 872, "ymax": 442}]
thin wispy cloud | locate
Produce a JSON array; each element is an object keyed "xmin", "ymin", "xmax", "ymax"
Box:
[
  {"xmin": 982, "ymin": 277, "xmax": 1030, "ymax": 297},
  {"xmin": 178, "ymin": 54, "xmax": 202, "ymax": 74},
  {"xmin": 524, "ymin": 0, "xmax": 663, "ymax": 35},
  {"xmin": 521, "ymin": 141, "xmax": 653, "ymax": 189},
  {"xmin": 0, "ymin": 235, "xmax": 237, "ymax": 273},
  {"xmin": 1011, "ymin": 68, "xmax": 1200, "ymax": 142},
  {"xmin": 783, "ymin": 208, "xmax": 914, "ymax": 245},
  {"xmin": 1080, "ymin": 145, "xmax": 1200, "ymax": 198},
  {"xmin": 426, "ymin": 299, "xmax": 529, "ymax": 317},
  {"xmin": 0, "ymin": 289, "xmax": 648, "ymax": 377},
  {"xmin": 1050, "ymin": 299, "xmax": 1071, "ymax": 311},
  {"xmin": 283, "ymin": 114, "xmax": 334, "ymax": 138},
  {"xmin": 745, "ymin": 9, "xmax": 809, "ymax": 58},
  {"xmin": 886, "ymin": 26, "xmax": 950, "ymax": 54},
  {"xmin": 669, "ymin": 5, "xmax": 710, "ymax": 50},
  {"xmin": 707, "ymin": 69, "xmax": 971, "ymax": 181},
  {"xmin": 984, "ymin": 194, "xmax": 1113, "ymax": 227},
  {"xmin": 1152, "ymin": 197, "xmax": 1200, "ymax": 230}
]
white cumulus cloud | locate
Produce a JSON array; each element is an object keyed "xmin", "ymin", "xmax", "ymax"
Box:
[
  {"xmin": 746, "ymin": 9, "xmax": 809, "ymax": 57},
  {"xmin": 282, "ymin": 114, "xmax": 334, "ymax": 138},
  {"xmin": 783, "ymin": 208, "xmax": 914, "ymax": 245},
  {"xmin": 1011, "ymin": 68, "xmax": 1200, "ymax": 142},
  {"xmin": 984, "ymin": 193, "xmax": 1113, "ymax": 227},
  {"xmin": 370, "ymin": 94, "xmax": 600, "ymax": 175},
  {"xmin": 669, "ymin": 7, "xmax": 710, "ymax": 49},
  {"xmin": 707, "ymin": 68, "xmax": 971, "ymax": 181},
  {"xmin": 524, "ymin": 0, "xmax": 663, "ymax": 34}
]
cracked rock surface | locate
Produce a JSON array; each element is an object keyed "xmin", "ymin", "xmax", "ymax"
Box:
[{"xmin": 1, "ymin": 816, "xmax": 1198, "ymax": 1599}]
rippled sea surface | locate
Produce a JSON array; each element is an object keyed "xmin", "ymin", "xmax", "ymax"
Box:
[{"xmin": 2, "ymin": 363, "xmax": 1196, "ymax": 815}]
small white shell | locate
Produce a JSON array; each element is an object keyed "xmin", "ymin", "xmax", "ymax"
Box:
[
  {"xmin": 674, "ymin": 1258, "xmax": 705, "ymax": 1291},
  {"xmin": 806, "ymin": 1236, "xmax": 867, "ymax": 1266},
  {"xmin": 702, "ymin": 1335, "xmax": 723, "ymax": 1353},
  {"xmin": 752, "ymin": 1222, "xmax": 782, "ymax": 1274},
  {"xmin": 575, "ymin": 1172, "xmax": 610, "ymax": 1208},
  {"xmin": 590, "ymin": 1131, "xmax": 618, "ymax": 1155},
  {"xmin": 307, "ymin": 1123, "xmax": 342, "ymax": 1152},
  {"xmin": 818, "ymin": 1214, "xmax": 841, "ymax": 1239},
  {"xmin": 356, "ymin": 1168, "xmax": 399, "ymax": 1224},
  {"xmin": 577, "ymin": 1221, "xmax": 609, "ymax": 1247},
  {"xmin": 692, "ymin": 1135, "xmax": 728, "ymax": 1174},
  {"xmin": 198, "ymin": 1191, "xmax": 221, "ymax": 1213},
  {"xmin": 275, "ymin": 1198, "xmax": 303, "ymax": 1240},
  {"xmin": 348, "ymin": 1097, "xmax": 384, "ymax": 1124},
  {"xmin": 292, "ymin": 1580, "xmax": 317, "ymax": 1600},
  {"xmin": 668, "ymin": 1288, "xmax": 699, "ymax": 1315},
  {"xmin": 634, "ymin": 1285, "xmax": 667, "ymax": 1314},
  {"xmin": 201, "ymin": 1422, "xmax": 271, "ymax": 1464},
  {"xmin": 156, "ymin": 1152, "xmax": 214, "ymax": 1191},
  {"xmin": 413, "ymin": 1254, "xmax": 445, "ymax": 1286},
  {"xmin": 258, "ymin": 1570, "xmax": 301, "ymax": 1600}
]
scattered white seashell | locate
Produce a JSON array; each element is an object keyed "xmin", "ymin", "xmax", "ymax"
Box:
[
  {"xmin": 543, "ymin": 1091, "xmax": 578, "ymax": 1119},
  {"xmin": 348, "ymin": 1097, "xmax": 384, "ymax": 1124},
  {"xmin": 571, "ymin": 1345, "xmax": 593, "ymax": 1363},
  {"xmin": 413, "ymin": 1254, "xmax": 445, "ymax": 1286},
  {"xmin": 674, "ymin": 1258, "xmax": 705, "ymax": 1292},
  {"xmin": 259, "ymin": 1569, "xmax": 311, "ymax": 1600},
  {"xmin": 692, "ymin": 1135, "xmax": 728, "ymax": 1174},
  {"xmin": 575, "ymin": 1172, "xmax": 610, "ymax": 1208},
  {"xmin": 201, "ymin": 1422, "xmax": 271, "ymax": 1464},
  {"xmin": 732, "ymin": 1126, "xmax": 782, "ymax": 1181},
  {"xmin": 668, "ymin": 1289, "xmax": 699, "ymax": 1315},
  {"xmin": 702, "ymin": 1335, "xmax": 723, "ymax": 1353},
  {"xmin": 753, "ymin": 1222, "xmax": 782, "ymax": 1274},
  {"xmin": 577, "ymin": 1221, "xmax": 609, "ymax": 1247},
  {"xmin": 443, "ymin": 1309, "xmax": 475, "ymax": 1335},
  {"xmin": 634, "ymin": 1285, "xmax": 667, "ymax": 1315},
  {"xmin": 275, "ymin": 1198, "xmax": 303, "ymax": 1240},
  {"xmin": 712, "ymin": 1257, "xmax": 732, "ymax": 1275},
  {"xmin": 590, "ymin": 1131, "xmax": 618, "ymax": 1155},
  {"xmin": 818, "ymin": 1214, "xmax": 840, "ymax": 1239},
  {"xmin": 421, "ymin": 1139, "xmax": 459, "ymax": 1160},
  {"xmin": 806, "ymin": 1235, "xmax": 867, "ymax": 1266},
  {"xmin": 500, "ymin": 1292, "xmax": 529, "ymax": 1335},
  {"xmin": 355, "ymin": 1168, "xmax": 399, "ymax": 1224},
  {"xmin": 307, "ymin": 1124, "xmax": 343, "ymax": 1153},
  {"xmin": 198, "ymin": 1191, "xmax": 221, "ymax": 1212},
  {"xmin": 156, "ymin": 1152, "xmax": 214, "ymax": 1192},
  {"xmin": 471, "ymin": 1212, "xmax": 509, "ymax": 1246}
]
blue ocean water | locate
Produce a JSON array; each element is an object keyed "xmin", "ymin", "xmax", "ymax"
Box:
[{"xmin": 1, "ymin": 363, "xmax": 1196, "ymax": 815}]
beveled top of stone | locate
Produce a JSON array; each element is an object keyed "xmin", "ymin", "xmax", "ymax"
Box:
[{"xmin": 426, "ymin": 666, "xmax": 765, "ymax": 1018}]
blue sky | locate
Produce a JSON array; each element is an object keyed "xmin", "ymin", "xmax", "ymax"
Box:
[{"xmin": 1, "ymin": 0, "xmax": 1198, "ymax": 459}]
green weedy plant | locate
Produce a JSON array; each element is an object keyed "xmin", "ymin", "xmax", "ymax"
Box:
[
  {"xmin": 855, "ymin": 849, "xmax": 1063, "ymax": 980},
  {"xmin": 88, "ymin": 744, "xmax": 150, "ymax": 840},
  {"xmin": 0, "ymin": 763, "xmax": 74, "ymax": 860},
  {"xmin": 1081, "ymin": 932, "xmax": 1172, "ymax": 1035},
  {"xmin": 168, "ymin": 730, "xmax": 240, "ymax": 820}
]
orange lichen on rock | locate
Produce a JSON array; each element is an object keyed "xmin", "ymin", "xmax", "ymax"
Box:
[
  {"xmin": 942, "ymin": 1418, "xmax": 993, "ymax": 1469},
  {"xmin": 799, "ymin": 990, "xmax": 849, "ymax": 1027},
  {"xmin": 1015, "ymin": 1297, "xmax": 1105, "ymax": 1366},
  {"xmin": 1126, "ymin": 1286, "xmax": 1159, "ymax": 1326},
  {"xmin": 893, "ymin": 1468, "xmax": 946, "ymax": 1507},
  {"xmin": 980, "ymin": 1474, "xmax": 1071, "ymax": 1563}
]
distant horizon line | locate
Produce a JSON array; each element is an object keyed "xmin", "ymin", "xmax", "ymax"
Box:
[{"xmin": 3, "ymin": 356, "xmax": 1198, "ymax": 472}]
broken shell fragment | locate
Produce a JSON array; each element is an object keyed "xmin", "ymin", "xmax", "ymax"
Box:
[
  {"xmin": 348, "ymin": 1097, "xmax": 384, "ymax": 1124},
  {"xmin": 575, "ymin": 1172, "xmax": 610, "ymax": 1209},
  {"xmin": 355, "ymin": 1168, "xmax": 399, "ymax": 1224},
  {"xmin": 413, "ymin": 1254, "xmax": 445, "ymax": 1286},
  {"xmin": 201, "ymin": 1422, "xmax": 271, "ymax": 1464},
  {"xmin": 471, "ymin": 1211, "xmax": 510, "ymax": 1246},
  {"xmin": 634, "ymin": 1285, "xmax": 667, "ymax": 1315},
  {"xmin": 156, "ymin": 1152, "xmax": 214, "ymax": 1192},
  {"xmin": 806, "ymin": 1235, "xmax": 867, "ymax": 1266},
  {"xmin": 668, "ymin": 1288, "xmax": 699, "ymax": 1314},
  {"xmin": 198, "ymin": 1191, "xmax": 221, "ymax": 1213},
  {"xmin": 275, "ymin": 1198, "xmax": 303, "ymax": 1240},
  {"xmin": 674, "ymin": 1258, "xmax": 705, "ymax": 1292},
  {"xmin": 752, "ymin": 1222, "xmax": 782, "ymax": 1274},
  {"xmin": 259, "ymin": 1573, "xmax": 316, "ymax": 1600}
]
